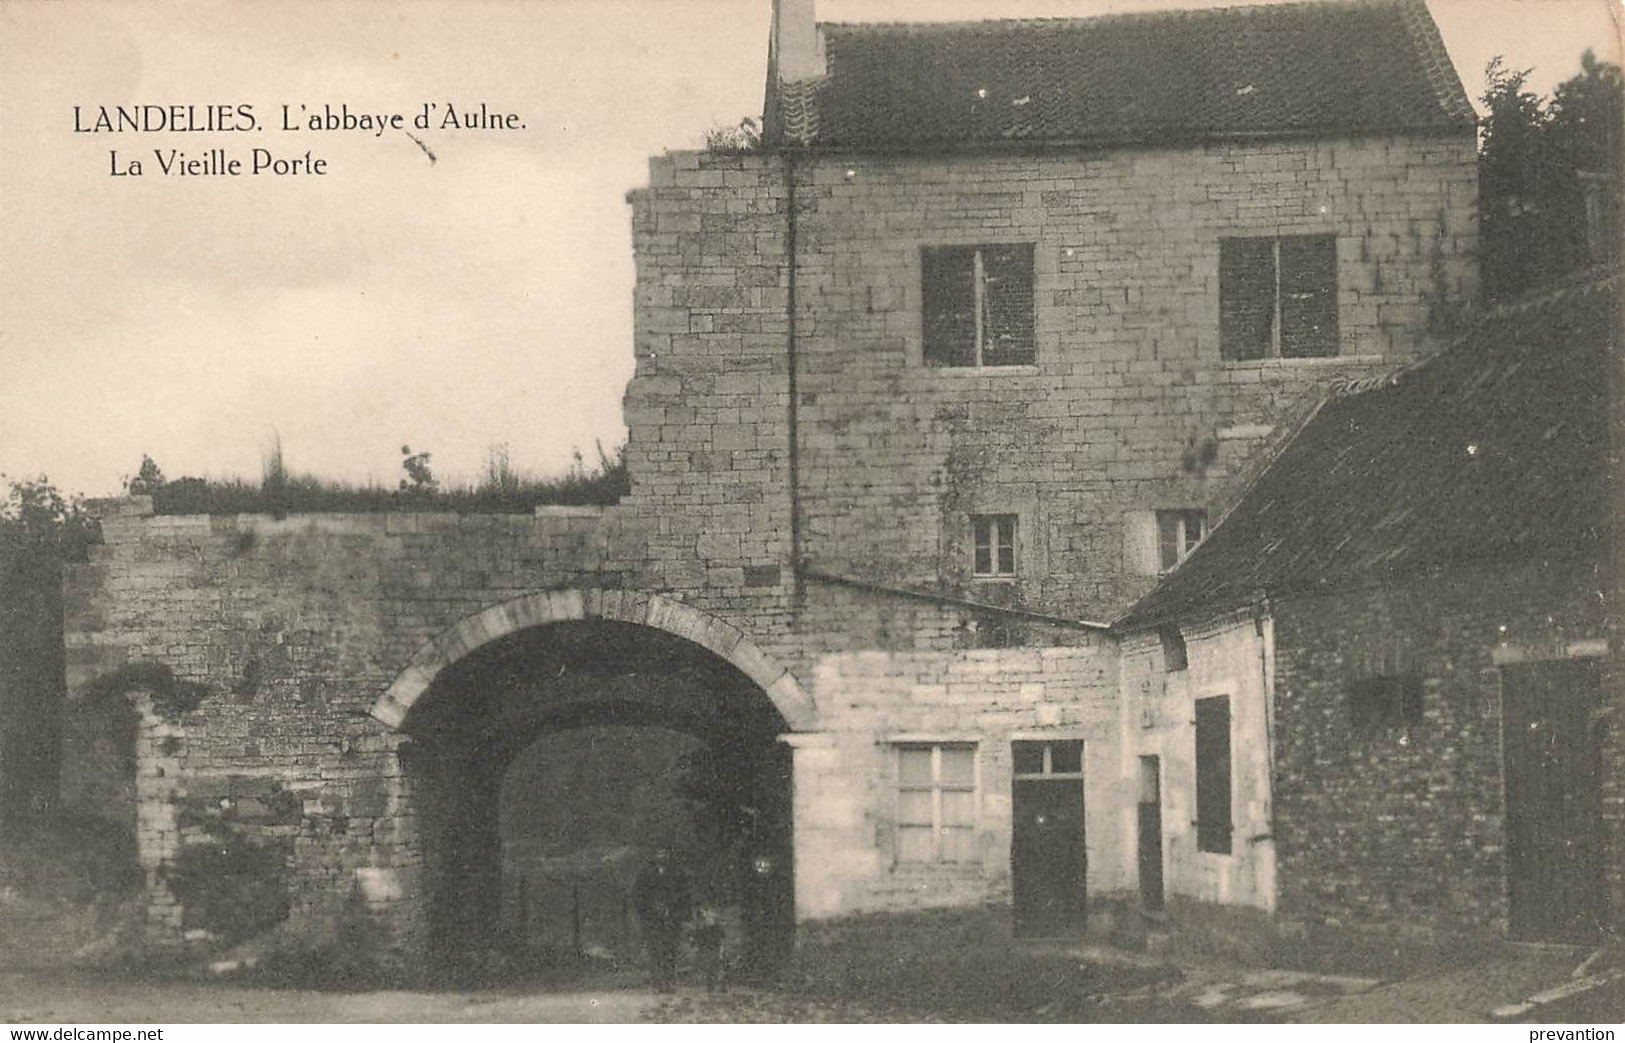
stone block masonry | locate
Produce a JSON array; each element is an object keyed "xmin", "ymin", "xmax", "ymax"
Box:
[
  {"xmin": 632, "ymin": 135, "xmax": 1477, "ymax": 625},
  {"xmin": 60, "ymin": 122, "xmax": 1483, "ymax": 961}
]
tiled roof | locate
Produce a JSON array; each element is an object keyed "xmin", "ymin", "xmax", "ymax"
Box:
[
  {"xmin": 764, "ymin": 0, "xmax": 1475, "ymax": 149},
  {"xmin": 1116, "ymin": 274, "xmax": 1619, "ymax": 630}
]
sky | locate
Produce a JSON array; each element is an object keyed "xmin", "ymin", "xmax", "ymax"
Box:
[{"xmin": 1, "ymin": 0, "xmax": 1619, "ymax": 499}]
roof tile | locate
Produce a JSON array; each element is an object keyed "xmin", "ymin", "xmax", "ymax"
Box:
[
  {"xmin": 1117, "ymin": 274, "xmax": 1619, "ymax": 629},
  {"xmin": 766, "ymin": 0, "xmax": 1475, "ymax": 149}
]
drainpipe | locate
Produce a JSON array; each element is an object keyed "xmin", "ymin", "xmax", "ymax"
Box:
[
  {"xmin": 785, "ymin": 148, "xmax": 804, "ymax": 603},
  {"xmin": 1255, "ymin": 594, "xmax": 1280, "ymax": 911}
]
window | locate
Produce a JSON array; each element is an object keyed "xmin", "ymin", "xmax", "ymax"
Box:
[
  {"xmin": 1350, "ymin": 643, "xmax": 1423, "ymax": 729},
  {"xmin": 896, "ymin": 744, "xmax": 977, "ymax": 864},
  {"xmin": 1194, "ymin": 696, "xmax": 1232, "ymax": 854},
  {"xmin": 1159, "ymin": 627, "xmax": 1188, "ymax": 672},
  {"xmin": 1220, "ymin": 234, "xmax": 1338, "ymax": 360},
  {"xmin": 1013, "ymin": 739, "xmax": 1083, "ymax": 777},
  {"xmin": 1350, "ymin": 675, "xmax": 1423, "ymax": 729},
  {"xmin": 971, "ymin": 514, "xmax": 1017, "ymax": 577},
  {"xmin": 922, "ymin": 244, "xmax": 1035, "ymax": 367},
  {"xmin": 1157, "ymin": 509, "xmax": 1206, "ymax": 572}
]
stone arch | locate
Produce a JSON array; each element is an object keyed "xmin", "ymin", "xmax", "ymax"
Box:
[{"xmin": 369, "ymin": 588, "xmax": 816, "ymax": 732}]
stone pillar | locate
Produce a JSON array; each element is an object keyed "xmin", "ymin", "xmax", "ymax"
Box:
[{"xmin": 784, "ymin": 731, "xmax": 871, "ymax": 921}]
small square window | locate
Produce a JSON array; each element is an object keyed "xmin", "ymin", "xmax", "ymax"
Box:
[
  {"xmin": 895, "ymin": 743, "xmax": 978, "ymax": 864},
  {"xmin": 922, "ymin": 244, "xmax": 1035, "ymax": 367},
  {"xmin": 1350, "ymin": 675, "xmax": 1423, "ymax": 729},
  {"xmin": 1156, "ymin": 509, "xmax": 1206, "ymax": 572},
  {"xmin": 971, "ymin": 514, "xmax": 1017, "ymax": 577},
  {"xmin": 1159, "ymin": 627, "xmax": 1188, "ymax": 672}
]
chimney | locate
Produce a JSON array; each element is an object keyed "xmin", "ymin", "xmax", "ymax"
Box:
[{"xmin": 770, "ymin": 0, "xmax": 825, "ymax": 84}]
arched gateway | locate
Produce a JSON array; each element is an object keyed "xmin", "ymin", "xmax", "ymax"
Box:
[
  {"xmin": 372, "ymin": 588, "xmax": 811, "ymax": 974},
  {"xmin": 369, "ymin": 587, "xmax": 817, "ymax": 732}
]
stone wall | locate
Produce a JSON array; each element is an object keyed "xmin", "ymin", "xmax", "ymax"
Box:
[
  {"xmin": 58, "ymin": 126, "xmax": 1485, "ymax": 957},
  {"xmin": 1269, "ymin": 561, "xmax": 1613, "ymax": 941},
  {"xmin": 632, "ymin": 135, "xmax": 1477, "ymax": 625},
  {"xmin": 792, "ymin": 638, "xmax": 1118, "ymax": 920}
]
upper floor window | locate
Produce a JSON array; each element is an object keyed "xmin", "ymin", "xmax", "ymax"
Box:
[
  {"xmin": 922, "ymin": 244, "xmax": 1035, "ymax": 367},
  {"xmin": 1157, "ymin": 509, "xmax": 1206, "ymax": 572},
  {"xmin": 1159, "ymin": 626, "xmax": 1188, "ymax": 672},
  {"xmin": 971, "ymin": 514, "xmax": 1017, "ymax": 577},
  {"xmin": 896, "ymin": 743, "xmax": 978, "ymax": 864},
  {"xmin": 1220, "ymin": 234, "xmax": 1338, "ymax": 361}
]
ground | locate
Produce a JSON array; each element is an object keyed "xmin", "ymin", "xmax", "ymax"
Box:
[
  {"xmin": 0, "ymin": 970, "xmax": 659, "ymax": 1024},
  {"xmin": 0, "ymin": 944, "xmax": 1615, "ymax": 1024}
]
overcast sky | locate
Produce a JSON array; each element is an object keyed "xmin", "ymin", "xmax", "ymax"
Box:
[{"xmin": 1, "ymin": 0, "xmax": 1618, "ymax": 498}]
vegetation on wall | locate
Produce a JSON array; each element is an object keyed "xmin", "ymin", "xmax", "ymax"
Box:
[
  {"xmin": 164, "ymin": 833, "xmax": 292, "ymax": 943},
  {"xmin": 80, "ymin": 661, "xmax": 212, "ymax": 722},
  {"xmin": 140, "ymin": 441, "xmax": 630, "ymax": 516},
  {"xmin": 704, "ymin": 116, "xmax": 761, "ymax": 154},
  {"xmin": 166, "ymin": 780, "xmax": 303, "ymax": 943}
]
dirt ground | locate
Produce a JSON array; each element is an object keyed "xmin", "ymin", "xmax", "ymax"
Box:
[
  {"xmin": 0, "ymin": 949, "xmax": 1615, "ymax": 1026},
  {"xmin": 0, "ymin": 969, "xmax": 661, "ymax": 1025}
]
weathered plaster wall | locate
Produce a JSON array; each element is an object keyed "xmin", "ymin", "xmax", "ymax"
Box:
[{"xmin": 1117, "ymin": 611, "xmax": 1276, "ymax": 912}]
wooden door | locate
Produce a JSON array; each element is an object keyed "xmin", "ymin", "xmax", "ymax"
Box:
[
  {"xmin": 1502, "ymin": 659, "xmax": 1607, "ymax": 943},
  {"xmin": 1011, "ymin": 740, "xmax": 1086, "ymax": 938}
]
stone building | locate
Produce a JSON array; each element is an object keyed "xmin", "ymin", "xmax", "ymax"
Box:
[
  {"xmin": 58, "ymin": 0, "xmax": 1492, "ymax": 968},
  {"xmin": 1115, "ymin": 275, "xmax": 1619, "ymax": 946}
]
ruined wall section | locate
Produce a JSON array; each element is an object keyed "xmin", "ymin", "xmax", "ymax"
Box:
[
  {"xmin": 60, "ymin": 500, "xmax": 638, "ymax": 949},
  {"xmin": 786, "ymin": 135, "xmax": 1477, "ymax": 621},
  {"xmin": 622, "ymin": 152, "xmax": 798, "ymax": 652}
]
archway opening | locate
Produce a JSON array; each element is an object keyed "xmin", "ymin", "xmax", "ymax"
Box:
[{"xmin": 399, "ymin": 618, "xmax": 794, "ymax": 983}]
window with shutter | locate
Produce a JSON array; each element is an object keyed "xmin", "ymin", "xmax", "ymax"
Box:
[
  {"xmin": 922, "ymin": 244, "xmax": 1035, "ymax": 367},
  {"xmin": 1220, "ymin": 234, "xmax": 1338, "ymax": 360}
]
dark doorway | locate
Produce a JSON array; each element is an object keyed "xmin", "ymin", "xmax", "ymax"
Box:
[
  {"xmin": 402, "ymin": 619, "xmax": 796, "ymax": 981},
  {"xmin": 1010, "ymin": 740, "xmax": 1086, "ymax": 938},
  {"xmin": 1501, "ymin": 658, "xmax": 1607, "ymax": 943},
  {"xmin": 1137, "ymin": 756, "xmax": 1164, "ymax": 912}
]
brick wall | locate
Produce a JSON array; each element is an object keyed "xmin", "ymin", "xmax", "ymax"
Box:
[{"xmin": 1270, "ymin": 562, "xmax": 1612, "ymax": 941}]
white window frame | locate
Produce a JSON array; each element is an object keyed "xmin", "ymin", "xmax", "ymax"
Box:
[
  {"xmin": 895, "ymin": 743, "xmax": 978, "ymax": 865},
  {"xmin": 1156, "ymin": 509, "xmax": 1206, "ymax": 573},
  {"xmin": 971, "ymin": 513, "xmax": 1018, "ymax": 578}
]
